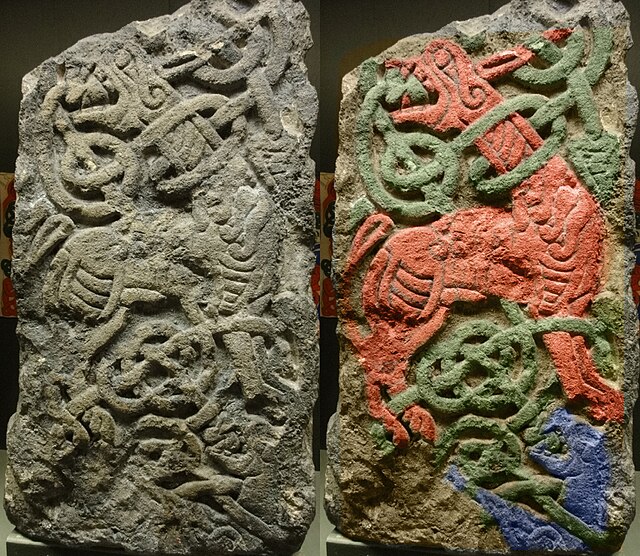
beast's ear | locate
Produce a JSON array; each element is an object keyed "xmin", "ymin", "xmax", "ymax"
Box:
[
  {"xmin": 475, "ymin": 28, "xmax": 574, "ymax": 82},
  {"xmin": 385, "ymin": 56, "xmax": 418, "ymax": 79},
  {"xmin": 542, "ymin": 28, "xmax": 574, "ymax": 44},
  {"xmin": 474, "ymin": 45, "xmax": 534, "ymax": 81}
]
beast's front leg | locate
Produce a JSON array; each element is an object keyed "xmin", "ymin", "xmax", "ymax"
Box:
[{"xmin": 543, "ymin": 331, "xmax": 623, "ymax": 422}]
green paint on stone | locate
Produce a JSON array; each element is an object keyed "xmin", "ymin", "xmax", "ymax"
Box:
[
  {"xmin": 592, "ymin": 293, "xmax": 625, "ymax": 334},
  {"xmin": 355, "ymin": 62, "xmax": 459, "ymax": 222},
  {"xmin": 382, "ymin": 311, "xmax": 615, "ymax": 442},
  {"xmin": 414, "ymin": 319, "xmax": 539, "ymax": 416},
  {"xmin": 568, "ymin": 132, "xmax": 620, "ymax": 205},
  {"xmin": 357, "ymin": 58, "xmax": 379, "ymax": 96},
  {"xmin": 349, "ymin": 197, "xmax": 376, "ymax": 231},
  {"xmin": 584, "ymin": 28, "xmax": 615, "ymax": 87},
  {"xmin": 455, "ymin": 31, "xmax": 487, "ymax": 53},
  {"xmin": 434, "ymin": 416, "xmax": 523, "ymax": 487},
  {"xmin": 353, "ymin": 27, "xmax": 616, "ymax": 214},
  {"xmin": 370, "ymin": 423, "xmax": 396, "ymax": 456},
  {"xmin": 515, "ymin": 30, "xmax": 585, "ymax": 87},
  {"xmin": 330, "ymin": 12, "xmax": 635, "ymax": 552}
]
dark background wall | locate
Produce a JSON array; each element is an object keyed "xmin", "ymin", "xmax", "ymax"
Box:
[{"xmin": 0, "ymin": 1, "xmax": 639, "ymax": 462}]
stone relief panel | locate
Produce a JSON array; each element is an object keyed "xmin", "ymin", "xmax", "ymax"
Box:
[
  {"xmin": 5, "ymin": 1, "xmax": 318, "ymax": 555},
  {"xmin": 326, "ymin": 0, "xmax": 638, "ymax": 553}
]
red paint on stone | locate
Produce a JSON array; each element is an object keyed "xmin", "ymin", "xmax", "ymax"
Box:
[
  {"xmin": 388, "ymin": 31, "xmax": 571, "ymax": 132},
  {"xmin": 632, "ymin": 265, "xmax": 640, "ymax": 308},
  {"xmin": 475, "ymin": 114, "xmax": 543, "ymax": 173},
  {"xmin": 386, "ymin": 40, "xmax": 503, "ymax": 133},
  {"xmin": 475, "ymin": 45, "xmax": 535, "ymax": 82},
  {"xmin": 347, "ymin": 36, "xmax": 624, "ymax": 446},
  {"xmin": 544, "ymin": 332, "xmax": 623, "ymax": 422},
  {"xmin": 2, "ymin": 276, "xmax": 16, "ymax": 316},
  {"xmin": 633, "ymin": 179, "xmax": 640, "ymax": 212},
  {"xmin": 543, "ymin": 28, "xmax": 574, "ymax": 43}
]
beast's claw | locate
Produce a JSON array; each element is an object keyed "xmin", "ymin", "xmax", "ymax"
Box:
[{"xmin": 404, "ymin": 405, "xmax": 437, "ymax": 442}]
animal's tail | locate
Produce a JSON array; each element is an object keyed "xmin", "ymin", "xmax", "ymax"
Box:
[
  {"xmin": 344, "ymin": 213, "xmax": 394, "ymax": 274},
  {"xmin": 341, "ymin": 213, "xmax": 394, "ymax": 351},
  {"xmin": 341, "ymin": 213, "xmax": 439, "ymax": 447}
]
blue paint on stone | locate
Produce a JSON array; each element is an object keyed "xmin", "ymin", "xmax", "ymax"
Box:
[
  {"xmin": 528, "ymin": 408, "xmax": 610, "ymax": 531},
  {"xmin": 474, "ymin": 487, "xmax": 589, "ymax": 552},
  {"xmin": 445, "ymin": 465, "xmax": 467, "ymax": 491},
  {"xmin": 443, "ymin": 409, "xmax": 611, "ymax": 551},
  {"xmin": 445, "ymin": 464, "xmax": 589, "ymax": 552}
]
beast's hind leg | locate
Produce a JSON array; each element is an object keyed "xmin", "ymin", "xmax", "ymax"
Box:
[
  {"xmin": 366, "ymin": 376, "xmax": 438, "ymax": 446},
  {"xmin": 364, "ymin": 307, "xmax": 450, "ymax": 446},
  {"xmin": 366, "ymin": 374, "xmax": 411, "ymax": 447}
]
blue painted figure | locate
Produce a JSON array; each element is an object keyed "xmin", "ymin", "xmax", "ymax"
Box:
[
  {"xmin": 528, "ymin": 408, "xmax": 610, "ymax": 532},
  {"xmin": 445, "ymin": 408, "xmax": 610, "ymax": 551}
]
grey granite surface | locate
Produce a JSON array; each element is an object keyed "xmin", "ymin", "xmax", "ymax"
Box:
[{"xmin": 5, "ymin": 1, "xmax": 318, "ymax": 554}]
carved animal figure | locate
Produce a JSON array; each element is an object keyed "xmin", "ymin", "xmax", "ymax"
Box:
[
  {"xmin": 445, "ymin": 408, "xmax": 611, "ymax": 550},
  {"xmin": 345, "ymin": 35, "xmax": 623, "ymax": 448}
]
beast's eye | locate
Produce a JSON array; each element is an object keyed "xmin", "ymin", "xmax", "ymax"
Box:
[{"xmin": 434, "ymin": 49, "xmax": 452, "ymax": 68}]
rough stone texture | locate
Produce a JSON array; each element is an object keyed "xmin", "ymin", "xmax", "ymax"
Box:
[
  {"xmin": 326, "ymin": 0, "xmax": 638, "ymax": 553},
  {"xmin": 5, "ymin": 1, "xmax": 318, "ymax": 554}
]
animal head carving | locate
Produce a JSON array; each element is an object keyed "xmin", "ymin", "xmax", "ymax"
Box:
[{"xmin": 386, "ymin": 30, "xmax": 572, "ymax": 135}]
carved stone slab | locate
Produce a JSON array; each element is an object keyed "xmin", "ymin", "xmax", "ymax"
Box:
[
  {"xmin": 5, "ymin": 1, "xmax": 318, "ymax": 554},
  {"xmin": 326, "ymin": 0, "xmax": 638, "ymax": 553}
]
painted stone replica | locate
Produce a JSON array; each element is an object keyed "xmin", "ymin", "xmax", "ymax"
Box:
[
  {"xmin": 326, "ymin": 0, "xmax": 638, "ymax": 553},
  {"xmin": 5, "ymin": 1, "xmax": 318, "ymax": 554}
]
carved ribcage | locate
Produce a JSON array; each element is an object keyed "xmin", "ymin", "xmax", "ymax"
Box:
[
  {"xmin": 218, "ymin": 251, "xmax": 256, "ymax": 315},
  {"xmin": 475, "ymin": 114, "xmax": 543, "ymax": 173},
  {"xmin": 364, "ymin": 248, "xmax": 433, "ymax": 321},
  {"xmin": 387, "ymin": 265, "xmax": 432, "ymax": 316},
  {"xmin": 67, "ymin": 265, "xmax": 114, "ymax": 319}
]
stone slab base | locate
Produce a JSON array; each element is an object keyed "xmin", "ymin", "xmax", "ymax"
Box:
[
  {"xmin": 6, "ymin": 530, "xmax": 305, "ymax": 556},
  {"xmin": 327, "ymin": 529, "xmax": 477, "ymax": 556},
  {"xmin": 327, "ymin": 527, "xmax": 640, "ymax": 556}
]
